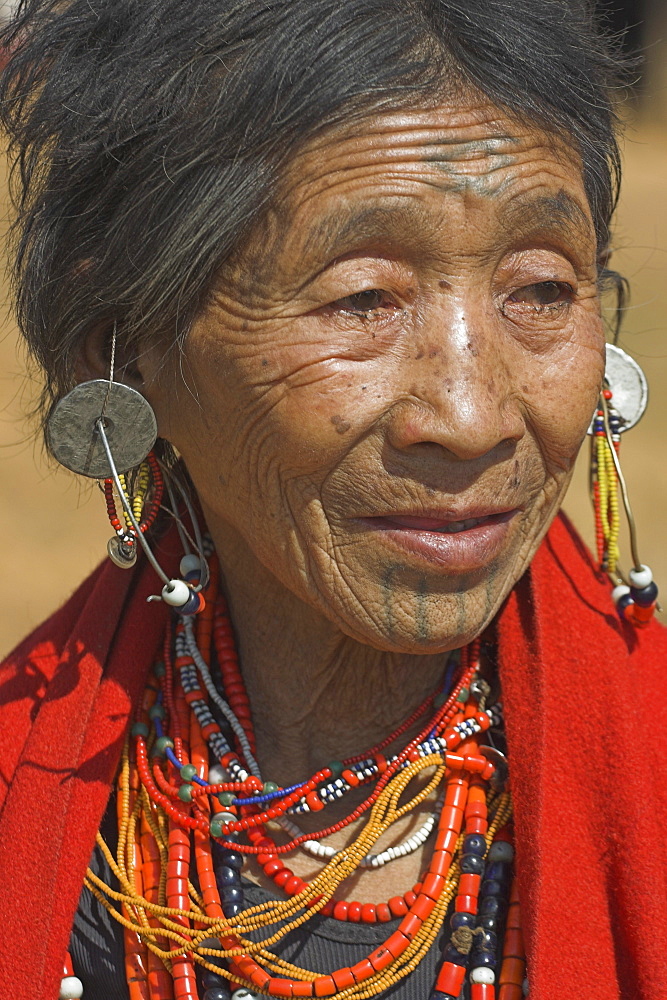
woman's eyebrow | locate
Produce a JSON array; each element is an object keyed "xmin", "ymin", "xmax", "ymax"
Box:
[
  {"xmin": 300, "ymin": 202, "xmax": 438, "ymax": 261},
  {"xmin": 299, "ymin": 190, "xmax": 594, "ymax": 263},
  {"xmin": 499, "ymin": 190, "xmax": 595, "ymax": 244}
]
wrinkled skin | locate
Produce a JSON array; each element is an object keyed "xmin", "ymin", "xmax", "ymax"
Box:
[{"xmin": 135, "ymin": 98, "xmax": 605, "ymax": 801}]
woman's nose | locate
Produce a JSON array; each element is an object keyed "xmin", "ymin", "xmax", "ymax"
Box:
[{"xmin": 386, "ymin": 313, "xmax": 526, "ymax": 462}]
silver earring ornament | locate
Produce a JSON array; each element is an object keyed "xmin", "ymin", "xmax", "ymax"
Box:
[
  {"xmin": 46, "ymin": 340, "xmax": 209, "ymax": 614},
  {"xmin": 588, "ymin": 343, "xmax": 659, "ymax": 628}
]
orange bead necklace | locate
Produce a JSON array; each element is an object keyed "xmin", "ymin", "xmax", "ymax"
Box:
[{"xmin": 63, "ymin": 555, "xmax": 524, "ymax": 1000}]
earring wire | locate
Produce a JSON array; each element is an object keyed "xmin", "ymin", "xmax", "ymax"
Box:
[
  {"xmin": 160, "ymin": 461, "xmax": 210, "ymax": 590},
  {"xmin": 96, "ymin": 417, "xmax": 172, "ymax": 587},
  {"xmin": 101, "ymin": 320, "xmax": 117, "ymax": 422},
  {"xmin": 159, "ymin": 460, "xmax": 210, "ymax": 591}
]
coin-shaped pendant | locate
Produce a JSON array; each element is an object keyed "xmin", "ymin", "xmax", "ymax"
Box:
[
  {"xmin": 588, "ymin": 344, "xmax": 648, "ymax": 434},
  {"xmin": 107, "ymin": 535, "xmax": 138, "ymax": 568},
  {"xmin": 47, "ymin": 380, "xmax": 158, "ymax": 478}
]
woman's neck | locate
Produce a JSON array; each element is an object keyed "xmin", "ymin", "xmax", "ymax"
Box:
[{"xmin": 209, "ymin": 523, "xmax": 449, "ymax": 786}]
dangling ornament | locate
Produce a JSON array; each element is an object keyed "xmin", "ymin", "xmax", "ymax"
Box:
[
  {"xmin": 46, "ymin": 370, "xmax": 207, "ymax": 613},
  {"xmin": 589, "ymin": 344, "xmax": 658, "ymax": 627}
]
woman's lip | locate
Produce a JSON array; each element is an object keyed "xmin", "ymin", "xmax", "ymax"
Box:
[
  {"xmin": 357, "ymin": 509, "xmax": 520, "ymax": 572},
  {"xmin": 371, "ymin": 510, "xmax": 517, "ymax": 532}
]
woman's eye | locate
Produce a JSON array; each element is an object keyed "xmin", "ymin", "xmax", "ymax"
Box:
[
  {"xmin": 507, "ymin": 281, "xmax": 572, "ymax": 308},
  {"xmin": 332, "ymin": 289, "xmax": 388, "ymax": 314}
]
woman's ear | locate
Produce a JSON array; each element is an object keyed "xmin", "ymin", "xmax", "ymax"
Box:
[
  {"xmin": 74, "ymin": 322, "xmax": 146, "ymax": 388},
  {"xmin": 74, "ymin": 320, "xmax": 180, "ymax": 441}
]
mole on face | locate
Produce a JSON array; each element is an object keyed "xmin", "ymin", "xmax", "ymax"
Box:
[{"xmin": 330, "ymin": 414, "xmax": 351, "ymax": 434}]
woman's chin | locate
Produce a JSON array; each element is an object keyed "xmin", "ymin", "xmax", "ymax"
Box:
[
  {"xmin": 330, "ymin": 576, "xmax": 507, "ymax": 655},
  {"xmin": 321, "ymin": 519, "xmax": 534, "ymax": 653}
]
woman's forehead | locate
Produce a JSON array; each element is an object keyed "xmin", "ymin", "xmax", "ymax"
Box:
[
  {"xmin": 252, "ymin": 101, "xmax": 595, "ymax": 270},
  {"xmin": 284, "ymin": 100, "xmax": 584, "ymax": 179}
]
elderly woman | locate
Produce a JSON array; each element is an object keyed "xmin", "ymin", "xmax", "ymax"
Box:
[{"xmin": 1, "ymin": 1, "xmax": 665, "ymax": 999}]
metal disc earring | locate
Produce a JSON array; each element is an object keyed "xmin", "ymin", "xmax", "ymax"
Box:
[{"xmin": 47, "ymin": 379, "xmax": 158, "ymax": 479}]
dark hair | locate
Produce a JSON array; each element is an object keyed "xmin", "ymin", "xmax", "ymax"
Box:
[{"xmin": 0, "ymin": 0, "xmax": 627, "ymax": 441}]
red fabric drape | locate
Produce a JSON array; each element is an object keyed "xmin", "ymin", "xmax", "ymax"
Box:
[
  {"xmin": 0, "ymin": 514, "xmax": 665, "ymax": 999},
  {"xmin": 498, "ymin": 517, "xmax": 667, "ymax": 999}
]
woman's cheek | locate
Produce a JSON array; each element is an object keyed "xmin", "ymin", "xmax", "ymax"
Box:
[
  {"xmin": 241, "ymin": 351, "xmax": 398, "ymax": 475},
  {"xmin": 522, "ymin": 342, "xmax": 604, "ymax": 470}
]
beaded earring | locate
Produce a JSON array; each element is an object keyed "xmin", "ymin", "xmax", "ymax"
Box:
[
  {"xmin": 103, "ymin": 450, "xmax": 164, "ymax": 569},
  {"xmin": 590, "ymin": 344, "xmax": 659, "ymax": 627},
  {"xmin": 46, "ymin": 326, "xmax": 208, "ymax": 616}
]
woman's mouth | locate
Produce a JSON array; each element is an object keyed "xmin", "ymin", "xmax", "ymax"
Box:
[
  {"xmin": 381, "ymin": 513, "xmax": 513, "ymax": 532},
  {"xmin": 358, "ymin": 509, "xmax": 520, "ymax": 573}
]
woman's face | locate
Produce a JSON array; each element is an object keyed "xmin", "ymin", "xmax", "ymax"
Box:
[{"xmin": 146, "ymin": 97, "xmax": 605, "ymax": 652}]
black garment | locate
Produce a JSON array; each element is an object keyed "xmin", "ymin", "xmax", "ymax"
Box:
[{"xmin": 70, "ymin": 796, "xmax": 448, "ymax": 999}]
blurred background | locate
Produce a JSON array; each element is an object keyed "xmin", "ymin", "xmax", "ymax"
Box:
[{"xmin": 1, "ymin": 0, "xmax": 666, "ymax": 655}]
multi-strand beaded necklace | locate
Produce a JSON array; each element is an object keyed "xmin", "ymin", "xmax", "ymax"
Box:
[{"xmin": 61, "ymin": 555, "xmax": 525, "ymax": 1000}]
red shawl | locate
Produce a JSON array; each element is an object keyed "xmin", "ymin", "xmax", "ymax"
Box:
[{"xmin": 0, "ymin": 514, "xmax": 665, "ymax": 999}]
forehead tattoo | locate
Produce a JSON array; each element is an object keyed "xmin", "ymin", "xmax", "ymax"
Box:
[{"xmin": 421, "ymin": 134, "xmax": 521, "ymax": 197}]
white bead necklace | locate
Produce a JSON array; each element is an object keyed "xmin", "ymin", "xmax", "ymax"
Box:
[{"xmin": 273, "ymin": 794, "xmax": 443, "ymax": 869}]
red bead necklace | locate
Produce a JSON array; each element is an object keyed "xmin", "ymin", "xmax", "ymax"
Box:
[{"xmin": 68, "ymin": 555, "xmax": 522, "ymax": 1000}]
